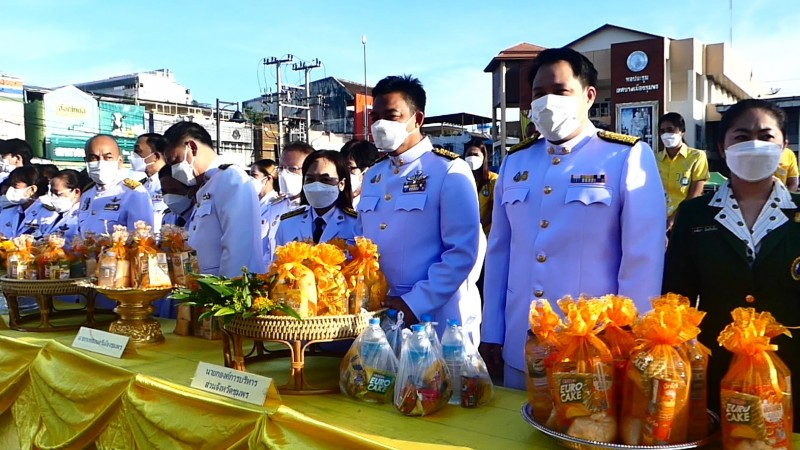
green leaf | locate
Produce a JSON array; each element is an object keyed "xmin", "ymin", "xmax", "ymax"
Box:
[
  {"xmin": 242, "ymin": 311, "xmax": 255, "ymax": 319},
  {"xmin": 213, "ymin": 306, "xmax": 236, "ymax": 316},
  {"xmin": 276, "ymin": 304, "xmax": 303, "ymax": 321}
]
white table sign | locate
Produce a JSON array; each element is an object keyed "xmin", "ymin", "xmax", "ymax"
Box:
[
  {"xmin": 71, "ymin": 327, "xmax": 129, "ymax": 358},
  {"xmin": 191, "ymin": 361, "xmax": 273, "ymax": 406}
]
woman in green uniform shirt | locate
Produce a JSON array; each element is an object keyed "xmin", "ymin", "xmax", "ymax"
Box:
[{"xmin": 663, "ymin": 98, "xmax": 800, "ymax": 428}]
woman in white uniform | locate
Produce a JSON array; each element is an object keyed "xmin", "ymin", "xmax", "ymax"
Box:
[
  {"xmin": 275, "ymin": 150, "xmax": 358, "ymax": 247},
  {"xmin": 0, "ymin": 166, "xmax": 51, "ymax": 239},
  {"xmin": 340, "ymin": 140, "xmax": 380, "ymax": 209},
  {"xmin": 36, "ymin": 169, "xmax": 82, "ymax": 244},
  {"xmin": 250, "ymin": 159, "xmax": 280, "ymax": 249}
]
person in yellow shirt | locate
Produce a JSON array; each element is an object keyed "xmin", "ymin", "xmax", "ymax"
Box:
[
  {"xmin": 656, "ymin": 112, "xmax": 709, "ymax": 229},
  {"xmin": 774, "ymin": 146, "xmax": 799, "ymax": 192},
  {"xmin": 464, "ymin": 138, "xmax": 498, "ymax": 235}
]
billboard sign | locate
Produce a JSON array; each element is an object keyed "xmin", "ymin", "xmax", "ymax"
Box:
[
  {"xmin": 43, "ymin": 86, "xmax": 100, "ymax": 161},
  {"xmin": 99, "ymin": 101, "xmax": 145, "ymax": 158}
]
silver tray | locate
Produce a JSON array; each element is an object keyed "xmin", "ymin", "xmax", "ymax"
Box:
[{"xmin": 521, "ymin": 403, "xmax": 720, "ymax": 450}]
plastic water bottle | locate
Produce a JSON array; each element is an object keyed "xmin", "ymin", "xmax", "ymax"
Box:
[
  {"xmin": 360, "ymin": 318, "xmax": 386, "ymax": 363},
  {"xmin": 381, "ymin": 309, "xmax": 404, "ymax": 359},
  {"xmin": 406, "ymin": 324, "xmax": 431, "ymax": 385},
  {"xmin": 419, "ymin": 313, "xmax": 443, "ymax": 357},
  {"xmin": 441, "ymin": 319, "xmax": 465, "ymax": 405}
]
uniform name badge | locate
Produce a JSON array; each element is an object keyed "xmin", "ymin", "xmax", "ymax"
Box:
[
  {"xmin": 403, "ymin": 170, "xmax": 428, "ymax": 193},
  {"xmin": 104, "ymin": 203, "xmax": 121, "ymax": 212},
  {"xmin": 570, "ymin": 174, "xmax": 606, "ymax": 184}
]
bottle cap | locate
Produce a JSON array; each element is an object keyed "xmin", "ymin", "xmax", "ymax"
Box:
[
  {"xmin": 369, "ymin": 317, "xmax": 380, "ymax": 326},
  {"xmin": 411, "ymin": 324, "xmax": 425, "ymax": 333},
  {"xmin": 420, "ymin": 313, "xmax": 433, "ymax": 323},
  {"xmin": 386, "ymin": 309, "xmax": 397, "ymax": 319},
  {"xmin": 447, "ymin": 319, "xmax": 461, "ymax": 327}
]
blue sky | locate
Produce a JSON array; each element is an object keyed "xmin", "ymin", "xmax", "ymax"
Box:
[{"xmin": 2, "ymin": 0, "xmax": 799, "ymax": 117}]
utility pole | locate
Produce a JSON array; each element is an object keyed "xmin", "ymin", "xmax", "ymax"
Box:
[
  {"xmin": 362, "ymin": 35, "xmax": 368, "ymax": 141},
  {"xmin": 264, "ymin": 55, "xmax": 293, "ymax": 153},
  {"xmin": 292, "ymin": 58, "xmax": 322, "ymax": 142}
]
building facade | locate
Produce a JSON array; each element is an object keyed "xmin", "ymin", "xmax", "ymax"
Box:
[
  {"xmin": 74, "ymin": 69, "xmax": 192, "ymax": 105},
  {"xmin": 0, "ymin": 74, "xmax": 25, "ymax": 140}
]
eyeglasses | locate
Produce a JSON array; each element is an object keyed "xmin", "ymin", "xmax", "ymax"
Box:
[
  {"xmin": 304, "ymin": 176, "xmax": 340, "ymax": 186},
  {"xmin": 278, "ymin": 165, "xmax": 302, "ymax": 174}
]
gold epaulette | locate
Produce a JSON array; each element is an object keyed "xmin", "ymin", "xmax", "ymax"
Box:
[
  {"xmin": 432, "ymin": 147, "xmax": 459, "ymax": 160},
  {"xmin": 597, "ymin": 130, "xmax": 639, "ymax": 146},
  {"xmin": 122, "ymin": 178, "xmax": 142, "ymax": 190},
  {"xmin": 269, "ymin": 194, "xmax": 286, "ymax": 205},
  {"xmin": 343, "ymin": 207, "xmax": 357, "ymax": 218},
  {"xmin": 280, "ymin": 206, "xmax": 307, "ymax": 221},
  {"xmin": 508, "ymin": 137, "xmax": 538, "ymax": 155}
]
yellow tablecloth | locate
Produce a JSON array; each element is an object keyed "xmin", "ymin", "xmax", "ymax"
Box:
[{"xmin": 0, "ymin": 318, "xmax": 796, "ymax": 449}]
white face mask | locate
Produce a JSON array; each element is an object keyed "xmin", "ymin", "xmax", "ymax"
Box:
[
  {"xmin": 50, "ymin": 194, "xmax": 76, "ymax": 213},
  {"xmin": 303, "ymin": 181, "xmax": 340, "ymax": 209},
  {"xmin": 130, "ymin": 152, "xmax": 153, "ymax": 172},
  {"xmin": 725, "ymin": 140, "xmax": 783, "ymax": 182},
  {"xmin": 163, "ymin": 194, "xmax": 192, "ymax": 215},
  {"xmin": 39, "ymin": 190, "xmax": 54, "ymax": 208},
  {"xmin": 279, "ymin": 170, "xmax": 303, "ymax": 197},
  {"xmin": 465, "ymin": 155, "xmax": 484, "ymax": 171},
  {"xmin": 370, "ymin": 115, "xmax": 416, "ymax": 152},
  {"xmin": 529, "ymin": 94, "xmax": 583, "ymax": 142},
  {"xmin": 350, "ymin": 173, "xmax": 362, "ymax": 196},
  {"xmin": 660, "ymin": 132, "xmax": 683, "ymax": 149},
  {"xmin": 252, "ymin": 177, "xmax": 266, "ymax": 195},
  {"xmin": 171, "ymin": 145, "xmax": 197, "ymax": 187},
  {"xmin": 5, "ymin": 186, "xmax": 31, "ymax": 205},
  {"xmin": 87, "ymin": 159, "xmax": 120, "ymax": 186},
  {"xmin": 0, "ymin": 159, "xmax": 14, "ymax": 174}
]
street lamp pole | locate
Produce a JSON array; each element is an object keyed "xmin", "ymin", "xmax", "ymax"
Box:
[
  {"xmin": 215, "ymin": 98, "xmax": 221, "ymax": 153},
  {"xmin": 362, "ymin": 35, "xmax": 368, "ymax": 141}
]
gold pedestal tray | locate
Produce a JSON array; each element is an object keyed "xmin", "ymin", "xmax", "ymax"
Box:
[
  {"xmin": 520, "ymin": 403, "xmax": 720, "ymax": 450},
  {"xmin": 221, "ymin": 310, "xmax": 384, "ymax": 394},
  {"xmin": 90, "ymin": 285, "xmax": 172, "ymax": 346},
  {"xmin": 1, "ymin": 277, "xmax": 114, "ymax": 331}
]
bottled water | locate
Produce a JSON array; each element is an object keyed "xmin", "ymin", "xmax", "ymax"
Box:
[{"xmin": 441, "ymin": 319, "xmax": 465, "ymax": 405}]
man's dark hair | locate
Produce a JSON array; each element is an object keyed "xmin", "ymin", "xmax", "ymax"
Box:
[
  {"xmin": 282, "ymin": 141, "xmax": 314, "ymax": 156},
  {"xmin": 163, "ymin": 121, "xmax": 214, "ymax": 149},
  {"xmin": 299, "ymin": 150, "xmax": 353, "ymax": 211},
  {"xmin": 1, "ymin": 138, "xmax": 33, "ymax": 165},
  {"xmin": 139, "ymin": 132, "xmax": 166, "ymax": 154},
  {"xmin": 528, "ymin": 47, "xmax": 598, "ymax": 89},
  {"xmin": 658, "ymin": 112, "xmax": 686, "ymax": 133},
  {"xmin": 719, "ymin": 99, "xmax": 786, "ymax": 141},
  {"xmin": 35, "ymin": 163, "xmax": 59, "ymax": 182},
  {"xmin": 372, "ymin": 75, "xmax": 427, "ymax": 113},
  {"xmin": 340, "ymin": 139, "xmax": 380, "ymax": 169}
]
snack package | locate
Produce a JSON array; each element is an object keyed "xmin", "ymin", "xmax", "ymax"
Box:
[
  {"xmin": 0, "ymin": 239, "xmax": 17, "ymax": 270},
  {"xmin": 70, "ymin": 232, "xmax": 100, "ymax": 278},
  {"xmin": 394, "ymin": 324, "xmax": 452, "ymax": 416},
  {"xmin": 551, "ymin": 296, "xmax": 617, "ymax": 443},
  {"xmin": 340, "ymin": 318, "xmax": 399, "ymax": 403},
  {"xmin": 307, "ymin": 243, "xmax": 349, "ymax": 315},
  {"xmin": 343, "ymin": 237, "xmax": 388, "ymax": 312},
  {"xmin": 97, "ymin": 226, "xmax": 131, "ymax": 288},
  {"xmin": 598, "ymin": 295, "xmax": 638, "ymax": 422},
  {"xmin": 160, "ymin": 224, "xmax": 199, "ymax": 289},
  {"xmin": 620, "ymin": 300, "xmax": 697, "ymax": 446},
  {"xmin": 381, "ymin": 309, "xmax": 405, "ymax": 359},
  {"xmin": 130, "ymin": 221, "xmax": 171, "ymax": 288},
  {"xmin": 37, "ymin": 235, "xmax": 70, "ymax": 280},
  {"xmin": 7, "ymin": 235, "xmax": 36, "ymax": 279},
  {"xmin": 459, "ymin": 326, "xmax": 494, "ymax": 408},
  {"xmin": 268, "ymin": 241, "xmax": 317, "ymax": 318},
  {"xmin": 526, "ymin": 299, "xmax": 563, "ymax": 425},
  {"xmin": 718, "ymin": 308, "xmax": 793, "ymax": 450}
]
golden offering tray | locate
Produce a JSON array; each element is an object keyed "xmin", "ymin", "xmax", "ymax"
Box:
[
  {"xmin": 520, "ymin": 403, "xmax": 720, "ymax": 450},
  {"xmin": 221, "ymin": 310, "xmax": 384, "ymax": 394},
  {"xmin": 84, "ymin": 284, "xmax": 173, "ymax": 346},
  {"xmin": 1, "ymin": 277, "xmax": 114, "ymax": 332}
]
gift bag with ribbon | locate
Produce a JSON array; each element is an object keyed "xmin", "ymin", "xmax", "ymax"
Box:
[{"xmin": 268, "ymin": 241, "xmax": 317, "ymax": 318}]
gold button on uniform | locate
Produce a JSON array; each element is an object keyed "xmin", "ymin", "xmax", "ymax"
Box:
[
  {"xmin": 393, "ymin": 168, "xmax": 400, "ymax": 175},
  {"xmin": 552, "ymin": 157, "xmax": 561, "ymax": 165},
  {"xmin": 536, "ymin": 254, "xmax": 547, "ymax": 263},
  {"xmin": 380, "ymin": 223, "xmax": 387, "ymax": 230},
  {"xmin": 385, "ymin": 194, "xmax": 392, "ymax": 201},
  {"xmin": 91, "ymin": 211, "xmax": 97, "ymax": 215},
  {"xmin": 534, "ymin": 289, "xmax": 544, "ymax": 298},
  {"xmin": 544, "ymin": 186, "xmax": 552, "ymax": 194},
  {"xmin": 540, "ymin": 220, "xmax": 549, "ymax": 228}
]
